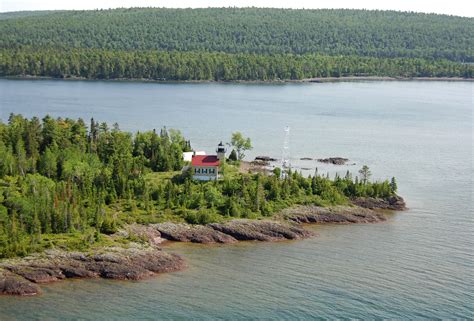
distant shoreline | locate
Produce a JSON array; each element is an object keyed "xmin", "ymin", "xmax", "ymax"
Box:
[{"xmin": 2, "ymin": 75, "xmax": 473, "ymax": 84}]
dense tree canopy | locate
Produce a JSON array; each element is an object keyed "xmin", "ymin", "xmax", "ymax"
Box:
[
  {"xmin": 1, "ymin": 48, "xmax": 472, "ymax": 80},
  {"xmin": 0, "ymin": 8, "xmax": 472, "ymax": 80},
  {"xmin": 0, "ymin": 115, "xmax": 399, "ymax": 258},
  {"xmin": 0, "ymin": 8, "xmax": 472, "ymax": 62}
]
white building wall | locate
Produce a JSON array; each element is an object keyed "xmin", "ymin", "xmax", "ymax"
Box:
[{"xmin": 183, "ymin": 151, "xmax": 206, "ymax": 162}]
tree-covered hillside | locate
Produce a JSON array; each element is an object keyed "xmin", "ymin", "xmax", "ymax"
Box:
[{"xmin": 0, "ymin": 8, "xmax": 472, "ymax": 62}]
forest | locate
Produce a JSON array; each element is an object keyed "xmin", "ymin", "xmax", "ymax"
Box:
[
  {"xmin": 1, "ymin": 48, "xmax": 472, "ymax": 80},
  {"xmin": 0, "ymin": 115, "xmax": 398, "ymax": 258},
  {"xmin": 0, "ymin": 8, "xmax": 472, "ymax": 80},
  {"xmin": 0, "ymin": 8, "xmax": 472, "ymax": 61}
]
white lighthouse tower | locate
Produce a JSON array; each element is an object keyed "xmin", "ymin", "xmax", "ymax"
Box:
[{"xmin": 216, "ymin": 141, "xmax": 226, "ymax": 163}]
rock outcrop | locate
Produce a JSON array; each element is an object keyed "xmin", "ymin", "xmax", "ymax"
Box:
[
  {"xmin": 154, "ymin": 220, "xmax": 313, "ymax": 243},
  {"xmin": 281, "ymin": 205, "xmax": 387, "ymax": 224},
  {"xmin": 154, "ymin": 223, "xmax": 238, "ymax": 244},
  {"xmin": 209, "ymin": 220, "xmax": 313, "ymax": 241},
  {"xmin": 255, "ymin": 156, "xmax": 277, "ymax": 162},
  {"xmin": 0, "ymin": 269, "xmax": 40, "ymax": 296},
  {"xmin": 352, "ymin": 196, "xmax": 407, "ymax": 211},
  {"xmin": 0, "ymin": 246, "xmax": 185, "ymax": 296},
  {"xmin": 0, "ymin": 198, "xmax": 406, "ymax": 296},
  {"xmin": 317, "ymin": 157, "xmax": 349, "ymax": 165},
  {"xmin": 119, "ymin": 223, "xmax": 166, "ymax": 247}
]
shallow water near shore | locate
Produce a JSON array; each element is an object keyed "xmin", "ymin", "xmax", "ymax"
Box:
[{"xmin": 0, "ymin": 79, "xmax": 472, "ymax": 319}]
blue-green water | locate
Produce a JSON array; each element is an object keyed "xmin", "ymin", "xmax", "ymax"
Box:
[{"xmin": 0, "ymin": 79, "xmax": 472, "ymax": 319}]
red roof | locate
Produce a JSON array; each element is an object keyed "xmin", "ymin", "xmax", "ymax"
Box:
[{"xmin": 191, "ymin": 155, "xmax": 220, "ymax": 167}]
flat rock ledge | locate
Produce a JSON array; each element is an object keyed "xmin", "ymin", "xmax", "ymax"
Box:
[
  {"xmin": 281, "ymin": 205, "xmax": 387, "ymax": 224},
  {"xmin": 0, "ymin": 269, "xmax": 40, "ymax": 296},
  {"xmin": 154, "ymin": 219, "xmax": 313, "ymax": 243},
  {"xmin": 0, "ymin": 246, "xmax": 185, "ymax": 296}
]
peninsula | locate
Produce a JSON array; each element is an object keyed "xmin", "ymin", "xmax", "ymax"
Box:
[{"xmin": 0, "ymin": 114, "xmax": 405, "ymax": 296}]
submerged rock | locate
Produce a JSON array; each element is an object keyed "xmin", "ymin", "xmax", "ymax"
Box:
[{"xmin": 281, "ymin": 205, "xmax": 387, "ymax": 224}]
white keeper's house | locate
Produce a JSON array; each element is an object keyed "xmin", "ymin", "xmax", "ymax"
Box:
[{"xmin": 191, "ymin": 142, "xmax": 226, "ymax": 181}]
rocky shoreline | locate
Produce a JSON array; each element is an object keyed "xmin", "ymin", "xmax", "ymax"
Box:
[
  {"xmin": 154, "ymin": 220, "xmax": 313, "ymax": 243},
  {"xmin": 4, "ymin": 75, "xmax": 473, "ymax": 84},
  {"xmin": 0, "ymin": 197, "xmax": 406, "ymax": 296},
  {"xmin": 351, "ymin": 195, "xmax": 406, "ymax": 211},
  {"xmin": 1, "ymin": 245, "xmax": 185, "ymax": 296}
]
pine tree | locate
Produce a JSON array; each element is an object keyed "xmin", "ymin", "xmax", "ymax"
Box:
[
  {"xmin": 358, "ymin": 165, "xmax": 372, "ymax": 184},
  {"xmin": 390, "ymin": 177, "xmax": 398, "ymax": 193}
]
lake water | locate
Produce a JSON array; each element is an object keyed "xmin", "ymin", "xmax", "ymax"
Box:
[{"xmin": 0, "ymin": 79, "xmax": 472, "ymax": 319}]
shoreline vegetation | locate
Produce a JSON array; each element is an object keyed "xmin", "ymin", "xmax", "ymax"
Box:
[
  {"xmin": 0, "ymin": 114, "xmax": 406, "ymax": 296},
  {"xmin": 1, "ymin": 201, "xmax": 406, "ymax": 296},
  {"xmin": 1, "ymin": 49, "xmax": 472, "ymax": 81},
  {"xmin": 2, "ymin": 75, "xmax": 473, "ymax": 83}
]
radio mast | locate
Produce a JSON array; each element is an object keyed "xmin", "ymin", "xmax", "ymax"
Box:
[{"xmin": 281, "ymin": 126, "xmax": 291, "ymax": 177}]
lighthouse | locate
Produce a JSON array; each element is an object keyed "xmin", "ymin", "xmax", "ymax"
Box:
[
  {"xmin": 216, "ymin": 141, "xmax": 226, "ymax": 163},
  {"xmin": 189, "ymin": 141, "xmax": 226, "ymax": 181}
]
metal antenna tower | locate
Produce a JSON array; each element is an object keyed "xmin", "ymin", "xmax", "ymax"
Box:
[{"xmin": 281, "ymin": 126, "xmax": 291, "ymax": 177}]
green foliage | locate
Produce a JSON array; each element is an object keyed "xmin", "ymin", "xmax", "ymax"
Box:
[
  {"xmin": 0, "ymin": 8, "xmax": 472, "ymax": 62},
  {"xmin": 0, "ymin": 114, "xmax": 190, "ymax": 258},
  {"xmin": 184, "ymin": 208, "xmax": 222, "ymax": 225},
  {"xmin": 272, "ymin": 167, "xmax": 282, "ymax": 178},
  {"xmin": 1, "ymin": 48, "xmax": 471, "ymax": 80},
  {"xmin": 0, "ymin": 8, "xmax": 472, "ymax": 80},
  {"xmin": 228, "ymin": 149, "xmax": 238, "ymax": 162},
  {"xmin": 0, "ymin": 114, "xmax": 400, "ymax": 258},
  {"xmin": 390, "ymin": 177, "xmax": 398, "ymax": 193},
  {"xmin": 229, "ymin": 132, "xmax": 253, "ymax": 160},
  {"xmin": 359, "ymin": 165, "xmax": 372, "ymax": 184}
]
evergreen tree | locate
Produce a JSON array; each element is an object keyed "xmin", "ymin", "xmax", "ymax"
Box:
[
  {"xmin": 358, "ymin": 165, "xmax": 372, "ymax": 184},
  {"xmin": 390, "ymin": 177, "xmax": 398, "ymax": 193}
]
